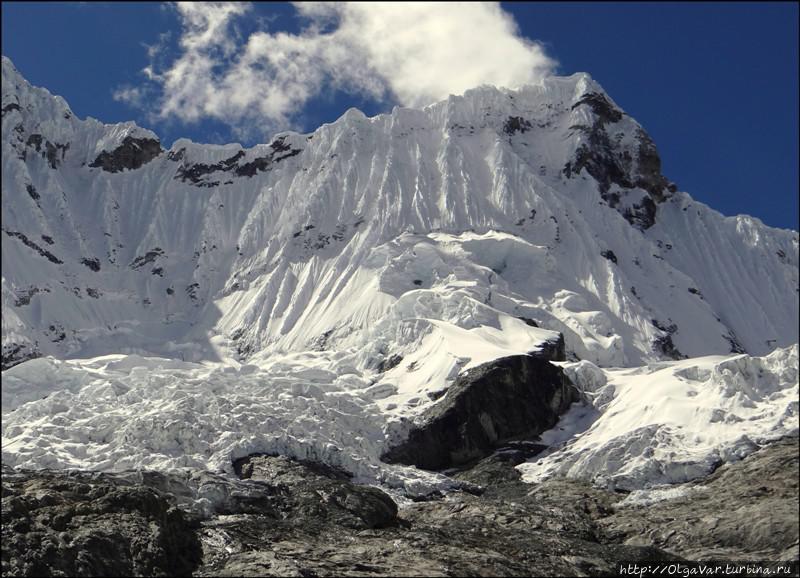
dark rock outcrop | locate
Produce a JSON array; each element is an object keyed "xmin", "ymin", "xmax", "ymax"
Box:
[
  {"xmin": 175, "ymin": 137, "xmax": 302, "ymax": 186},
  {"xmin": 176, "ymin": 150, "xmax": 245, "ymax": 185},
  {"xmin": 533, "ymin": 332, "xmax": 566, "ymax": 361},
  {"xmin": 13, "ymin": 286, "xmax": 48, "ymax": 307},
  {"xmin": 1, "ymin": 342, "xmax": 40, "ymax": 371},
  {"xmin": 376, "ymin": 353, "xmax": 404, "ymax": 373},
  {"xmin": 1, "ymin": 468, "xmax": 203, "ymax": 577},
  {"xmin": 503, "ymin": 115, "xmax": 532, "ymax": 135},
  {"xmin": 3, "ymin": 230, "xmax": 63, "ymax": 264},
  {"xmin": 571, "ymin": 92, "xmax": 624, "ymax": 124},
  {"xmin": 382, "ymin": 349, "xmax": 578, "ymax": 470},
  {"xmin": 129, "ymin": 248, "xmax": 164, "ymax": 270},
  {"xmin": 89, "ymin": 136, "xmax": 162, "ymax": 173},
  {"xmin": 601, "ymin": 249, "xmax": 618, "ymax": 264},
  {"xmin": 24, "ymin": 134, "xmax": 69, "ymax": 168},
  {"xmin": 564, "ymin": 92, "xmax": 676, "ymax": 230},
  {"xmin": 651, "ymin": 318, "xmax": 685, "ymax": 360},
  {"xmin": 80, "ymin": 257, "xmax": 101, "ymax": 272},
  {"xmin": 232, "ymin": 454, "xmax": 398, "ymax": 530}
]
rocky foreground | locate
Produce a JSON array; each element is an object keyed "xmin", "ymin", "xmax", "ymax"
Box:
[{"xmin": 2, "ymin": 437, "xmax": 797, "ymax": 577}]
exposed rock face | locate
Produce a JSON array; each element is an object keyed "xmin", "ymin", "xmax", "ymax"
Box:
[
  {"xmin": 89, "ymin": 136, "xmax": 162, "ymax": 172},
  {"xmin": 0, "ymin": 342, "xmax": 39, "ymax": 371},
  {"xmin": 232, "ymin": 454, "xmax": 398, "ymax": 530},
  {"xmin": 23, "ymin": 133, "xmax": 69, "ymax": 168},
  {"xmin": 1, "ymin": 468, "xmax": 202, "ymax": 577},
  {"xmin": 600, "ymin": 436, "xmax": 800, "ymax": 561},
  {"xmin": 535, "ymin": 332, "xmax": 567, "ymax": 361},
  {"xmin": 564, "ymin": 92, "xmax": 677, "ymax": 230},
  {"xmin": 503, "ymin": 115, "xmax": 532, "ymax": 135},
  {"xmin": 174, "ymin": 137, "xmax": 302, "ymax": 186},
  {"xmin": 382, "ymin": 351, "xmax": 578, "ymax": 470},
  {"xmin": 3, "ymin": 230, "xmax": 63, "ymax": 264}
]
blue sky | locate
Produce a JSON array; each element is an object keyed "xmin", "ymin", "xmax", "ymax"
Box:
[{"xmin": 2, "ymin": 2, "xmax": 797, "ymax": 230}]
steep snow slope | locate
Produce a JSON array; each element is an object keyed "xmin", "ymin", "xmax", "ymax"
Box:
[
  {"xmin": 519, "ymin": 344, "xmax": 798, "ymax": 490},
  {"xmin": 2, "ymin": 56, "xmax": 798, "ymax": 496},
  {"xmin": 3, "ymin": 56, "xmax": 797, "ymax": 373}
]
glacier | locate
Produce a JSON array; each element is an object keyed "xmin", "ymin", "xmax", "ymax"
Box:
[{"xmin": 1, "ymin": 54, "xmax": 798, "ymax": 498}]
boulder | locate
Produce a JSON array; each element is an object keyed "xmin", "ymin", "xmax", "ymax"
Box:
[{"xmin": 382, "ymin": 351, "xmax": 578, "ymax": 470}]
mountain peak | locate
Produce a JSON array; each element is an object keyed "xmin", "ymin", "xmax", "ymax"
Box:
[
  {"xmin": 2, "ymin": 58, "xmax": 797, "ymax": 371},
  {"xmin": 1, "ymin": 56, "xmax": 797, "ymax": 508}
]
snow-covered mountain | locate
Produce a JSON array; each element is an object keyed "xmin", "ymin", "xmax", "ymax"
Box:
[{"xmin": 2, "ymin": 55, "xmax": 797, "ymax": 496}]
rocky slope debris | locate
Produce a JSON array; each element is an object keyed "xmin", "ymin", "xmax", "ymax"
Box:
[{"xmin": 4, "ymin": 438, "xmax": 797, "ymax": 577}]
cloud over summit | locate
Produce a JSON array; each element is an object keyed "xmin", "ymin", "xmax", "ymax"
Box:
[{"xmin": 123, "ymin": 2, "xmax": 555, "ymax": 137}]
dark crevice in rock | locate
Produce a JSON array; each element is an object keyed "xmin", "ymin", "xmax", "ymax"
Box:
[
  {"xmin": 25, "ymin": 133, "xmax": 42, "ymax": 150},
  {"xmin": 723, "ymin": 330, "xmax": 746, "ymax": 354},
  {"xmin": 651, "ymin": 319, "xmax": 684, "ymax": 359},
  {"xmin": 45, "ymin": 323, "xmax": 67, "ymax": 342},
  {"xmin": 25, "ymin": 184, "xmax": 39, "ymax": 201},
  {"xmin": 233, "ymin": 156, "xmax": 270, "ymax": 178},
  {"xmin": 89, "ymin": 136, "xmax": 163, "ymax": 173},
  {"xmin": 44, "ymin": 140, "xmax": 69, "ymax": 169},
  {"xmin": 186, "ymin": 283, "xmax": 200, "ymax": 301},
  {"xmin": 311, "ymin": 328, "xmax": 335, "ymax": 351},
  {"xmin": 167, "ymin": 147, "xmax": 185, "ymax": 162}
]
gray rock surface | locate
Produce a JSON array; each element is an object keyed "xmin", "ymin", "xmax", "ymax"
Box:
[
  {"xmin": 232, "ymin": 454, "xmax": 398, "ymax": 530},
  {"xmin": 2, "ymin": 439, "xmax": 796, "ymax": 576},
  {"xmin": 600, "ymin": 436, "xmax": 800, "ymax": 561},
  {"xmin": 1, "ymin": 468, "xmax": 202, "ymax": 577}
]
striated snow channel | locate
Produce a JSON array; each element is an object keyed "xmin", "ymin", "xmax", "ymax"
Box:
[{"xmin": 518, "ymin": 345, "xmax": 799, "ymax": 490}]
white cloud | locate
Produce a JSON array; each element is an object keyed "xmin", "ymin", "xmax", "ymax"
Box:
[
  {"xmin": 132, "ymin": 2, "xmax": 555, "ymax": 137},
  {"xmin": 112, "ymin": 85, "xmax": 145, "ymax": 108}
]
